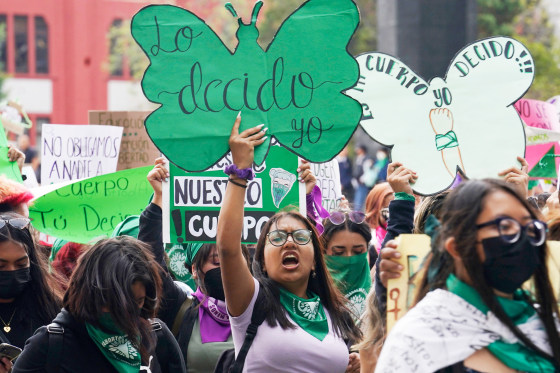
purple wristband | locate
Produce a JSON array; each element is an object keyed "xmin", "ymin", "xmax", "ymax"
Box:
[{"xmin": 224, "ymin": 164, "xmax": 255, "ymax": 181}]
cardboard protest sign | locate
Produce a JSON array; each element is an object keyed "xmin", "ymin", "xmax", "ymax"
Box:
[
  {"xmin": 386, "ymin": 234, "xmax": 431, "ymax": 331},
  {"xmin": 514, "ymin": 99, "xmax": 560, "ymax": 180},
  {"xmin": 348, "ymin": 37, "xmax": 533, "ymax": 195},
  {"xmin": 0, "ymin": 119, "xmax": 23, "ymax": 183},
  {"xmin": 29, "ymin": 166, "xmax": 153, "ymax": 243},
  {"xmin": 131, "ymin": 0, "xmax": 362, "ymax": 172},
  {"xmin": 88, "ymin": 111, "xmax": 161, "ymax": 170},
  {"xmin": 41, "ymin": 124, "xmax": 123, "ymax": 185},
  {"xmin": 163, "ymin": 144, "xmax": 304, "ymax": 244},
  {"xmin": 311, "ymin": 159, "xmax": 342, "ymax": 212}
]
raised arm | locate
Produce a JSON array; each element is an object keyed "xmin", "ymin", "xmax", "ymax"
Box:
[{"xmin": 216, "ymin": 114, "xmax": 267, "ymax": 317}]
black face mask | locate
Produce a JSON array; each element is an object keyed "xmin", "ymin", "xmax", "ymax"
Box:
[
  {"xmin": 482, "ymin": 232, "xmax": 541, "ymax": 294},
  {"xmin": 0, "ymin": 267, "xmax": 31, "ymax": 299},
  {"xmin": 204, "ymin": 267, "xmax": 225, "ymax": 301}
]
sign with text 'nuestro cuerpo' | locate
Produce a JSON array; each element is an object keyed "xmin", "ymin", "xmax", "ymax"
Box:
[{"xmin": 163, "ymin": 144, "xmax": 305, "ymax": 244}]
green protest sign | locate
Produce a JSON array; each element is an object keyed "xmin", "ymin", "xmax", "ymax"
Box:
[
  {"xmin": 0, "ymin": 119, "xmax": 23, "ymax": 183},
  {"xmin": 29, "ymin": 166, "xmax": 153, "ymax": 243},
  {"xmin": 131, "ymin": 0, "xmax": 362, "ymax": 172},
  {"xmin": 163, "ymin": 143, "xmax": 304, "ymax": 244}
]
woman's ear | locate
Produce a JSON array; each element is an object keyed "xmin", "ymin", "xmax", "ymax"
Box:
[
  {"xmin": 444, "ymin": 237, "xmax": 460, "ymax": 259},
  {"xmin": 191, "ymin": 265, "xmax": 198, "ymax": 280}
]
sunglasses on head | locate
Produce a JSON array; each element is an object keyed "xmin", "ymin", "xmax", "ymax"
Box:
[
  {"xmin": 0, "ymin": 217, "xmax": 30, "ymax": 230},
  {"xmin": 328, "ymin": 211, "xmax": 366, "ymax": 225}
]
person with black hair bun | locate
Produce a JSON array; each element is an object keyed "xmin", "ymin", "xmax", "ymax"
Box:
[
  {"xmin": 13, "ymin": 236, "xmax": 185, "ymax": 373},
  {"xmin": 376, "ymin": 179, "xmax": 560, "ymax": 372}
]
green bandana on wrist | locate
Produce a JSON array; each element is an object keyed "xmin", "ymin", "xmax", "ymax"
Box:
[
  {"xmin": 446, "ymin": 274, "xmax": 555, "ymax": 372},
  {"xmin": 278, "ymin": 287, "xmax": 329, "ymax": 341},
  {"xmin": 86, "ymin": 313, "xmax": 141, "ymax": 373},
  {"xmin": 326, "ymin": 252, "xmax": 371, "ymax": 318},
  {"xmin": 435, "ymin": 130, "xmax": 459, "ymax": 151}
]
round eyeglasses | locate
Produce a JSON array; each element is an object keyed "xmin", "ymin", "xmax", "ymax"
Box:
[
  {"xmin": 267, "ymin": 229, "xmax": 312, "ymax": 246},
  {"xmin": 475, "ymin": 217, "xmax": 547, "ymax": 247},
  {"xmin": 328, "ymin": 211, "xmax": 366, "ymax": 225}
]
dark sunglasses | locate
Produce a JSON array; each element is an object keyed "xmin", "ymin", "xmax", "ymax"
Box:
[
  {"xmin": 328, "ymin": 211, "xmax": 366, "ymax": 225},
  {"xmin": 476, "ymin": 217, "xmax": 547, "ymax": 247},
  {"xmin": 267, "ymin": 229, "xmax": 312, "ymax": 246},
  {"xmin": 0, "ymin": 218, "xmax": 30, "ymax": 230}
]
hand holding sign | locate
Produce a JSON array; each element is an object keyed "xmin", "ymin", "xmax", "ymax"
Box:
[
  {"xmin": 349, "ymin": 37, "xmax": 533, "ymax": 195},
  {"xmin": 131, "ymin": 0, "xmax": 362, "ymax": 172}
]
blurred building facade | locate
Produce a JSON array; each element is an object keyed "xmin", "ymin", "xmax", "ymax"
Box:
[{"xmin": 0, "ymin": 0, "xmax": 194, "ymax": 145}]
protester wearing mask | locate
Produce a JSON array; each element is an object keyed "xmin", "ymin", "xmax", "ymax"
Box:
[
  {"xmin": 364, "ymin": 182, "xmax": 394, "ymax": 256},
  {"xmin": 139, "ymin": 159, "xmax": 251, "ymax": 372},
  {"xmin": 376, "ymin": 179, "xmax": 560, "ymax": 372},
  {"xmin": 0, "ymin": 212, "xmax": 62, "ymax": 372},
  {"xmin": 13, "ymin": 236, "xmax": 185, "ymax": 373},
  {"xmin": 322, "ymin": 209, "xmax": 372, "ymax": 321},
  {"xmin": 216, "ymin": 115, "xmax": 361, "ymax": 373}
]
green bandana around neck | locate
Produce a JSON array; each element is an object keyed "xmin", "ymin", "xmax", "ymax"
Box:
[
  {"xmin": 85, "ymin": 313, "xmax": 141, "ymax": 373},
  {"xmin": 326, "ymin": 252, "xmax": 371, "ymax": 318},
  {"xmin": 446, "ymin": 274, "xmax": 555, "ymax": 372},
  {"xmin": 278, "ymin": 287, "xmax": 329, "ymax": 341}
]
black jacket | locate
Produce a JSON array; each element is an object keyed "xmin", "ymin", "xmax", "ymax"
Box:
[
  {"xmin": 139, "ymin": 203, "xmax": 189, "ymax": 327},
  {"xmin": 12, "ymin": 309, "xmax": 186, "ymax": 373},
  {"xmin": 374, "ymin": 199, "xmax": 415, "ymax": 315}
]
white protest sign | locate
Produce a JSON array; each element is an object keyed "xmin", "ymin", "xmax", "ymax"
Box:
[
  {"xmin": 311, "ymin": 159, "xmax": 342, "ymax": 212},
  {"xmin": 41, "ymin": 124, "xmax": 123, "ymax": 184},
  {"xmin": 348, "ymin": 37, "xmax": 533, "ymax": 195}
]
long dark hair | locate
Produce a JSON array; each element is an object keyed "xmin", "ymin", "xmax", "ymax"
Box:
[
  {"xmin": 253, "ymin": 211, "xmax": 361, "ymax": 343},
  {"xmin": 0, "ymin": 212, "xmax": 62, "ymax": 324},
  {"xmin": 416, "ymin": 179, "xmax": 560, "ymax": 365},
  {"xmin": 64, "ymin": 236, "xmax": 163, "ymax": 361}
]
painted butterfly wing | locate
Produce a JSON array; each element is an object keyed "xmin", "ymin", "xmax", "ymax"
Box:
[
  {"xmin": 132, "ymin": 5, "xmax": 237, "ymax": 172},
  {"xmin": 264, "ymin": 0, "xmax": 363, "ymax": 163},
  {"xmin": 349, "ymin": 36, "xmax": 533, "ymax": 195}
]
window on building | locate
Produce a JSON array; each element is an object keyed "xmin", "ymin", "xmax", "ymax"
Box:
[
  {"xmin": 14, "ymin": 15, "xmax": 28, "ymax": 74},
  {"xmin": 109, "ymin": 19, "xmax": 124, "ymax": 77},
  {"xmin": 0, "ymin": 15, "xmax": 6, "ymax": 72},
  {"xmin": 35, "ymin": 16, "xmax": 48, "ymax": 74}
]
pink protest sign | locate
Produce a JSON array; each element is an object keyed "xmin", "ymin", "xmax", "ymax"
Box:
[
  {"xmin": 515, "ymin": 99, "xmax": 560, "ymax": 178},
  {"xmin": 514, "ymin": 98, "xmax": 560, "ymax": 131}
]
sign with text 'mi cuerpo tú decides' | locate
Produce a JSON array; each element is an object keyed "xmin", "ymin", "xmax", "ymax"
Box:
[
  {"xmin": 89, "ymin": 111, "xmax": 161, "ymax": 170},
  {"xmin": 30, "ymin": 167, "xmax": 153, "ymax": 243},
  {"xmin": 163, "ymin": 144, "xmax": 305, "ymax": 244}
]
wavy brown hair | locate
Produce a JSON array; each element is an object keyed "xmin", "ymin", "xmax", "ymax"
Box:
[{"xmin": 64, "ymin": 236, "xmax": 163, "ymax": 362}]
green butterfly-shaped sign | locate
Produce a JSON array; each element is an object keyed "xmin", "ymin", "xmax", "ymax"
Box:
[{"xmin": 131, "ymin": 0, "xmax": 361, "ymax": 172}]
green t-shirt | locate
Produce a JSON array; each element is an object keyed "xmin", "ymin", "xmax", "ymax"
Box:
[{"xmin": 186, "ymin": 317, "xmax": 234, "ymax": 373}]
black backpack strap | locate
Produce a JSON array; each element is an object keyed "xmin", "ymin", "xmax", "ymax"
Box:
[
  {"xmin": 229, "ymin": 287, "xmax": 267, "ymax": 373},
  {"xmin": 172, "ymin": 296, "xmax": 193, "ymax": 337},
  {"xmin": 45, "ymin": 322, "xmax": 64, "ymax": 373}
]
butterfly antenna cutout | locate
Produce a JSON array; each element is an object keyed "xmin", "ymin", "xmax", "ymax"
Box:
[
  {"xmin": 251, "ymin": 1, "xmax": 264, "ymax": 25},
  {"xmin": 225, "ymin": 3, "xmax": 239, "ymax": 18}
]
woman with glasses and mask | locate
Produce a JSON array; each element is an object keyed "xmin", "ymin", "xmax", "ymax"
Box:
[
  {"xmin": 364, "ymin": 182, "xmax": 394, "ymax": 255},
  {"xmin": 376, "ymin": 179, "xmax": 560, "ymax": 372},
  {"xmin": 0, "ymin": 212, "xmax": 62, "ymax": 373},
  {"xmin": 216, "ymin": 115, "xmax": 361, "ymax": 373}
]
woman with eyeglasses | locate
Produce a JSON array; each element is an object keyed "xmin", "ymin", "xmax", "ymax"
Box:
[
  {"xmin": 216, "ymin": 114, "xmax": 361, "ymax": 373},
  {"xmin": 376, "ymin": 179, "xmax": 560, "ymax": 372},
  {"xmin": 13, "ymin": 236, "xmax": 186, "ymax": 373},
  {"xmin": 0, "ymin": 212, "xmax": 62, "ymax": 372}
]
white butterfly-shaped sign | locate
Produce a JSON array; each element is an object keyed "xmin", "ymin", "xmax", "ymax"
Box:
[{"xmin": 348, "ymin": 37, "xmax": 534, "ymax": 195}]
